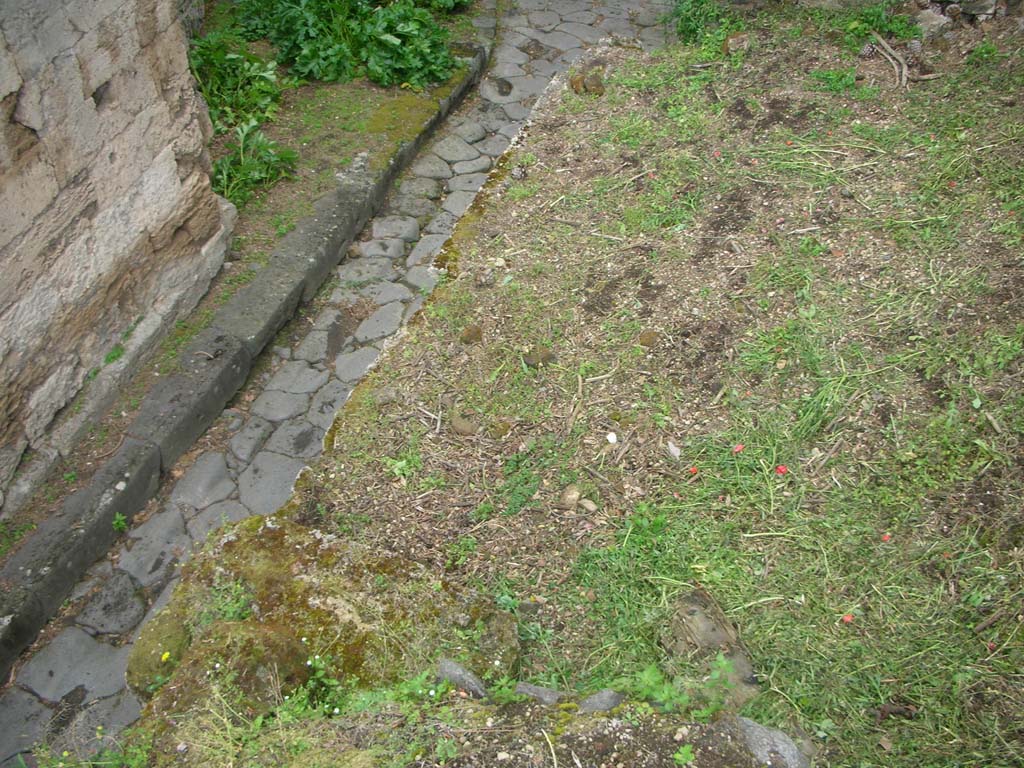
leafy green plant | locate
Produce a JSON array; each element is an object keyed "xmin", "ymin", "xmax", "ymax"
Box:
[
  {"xmin": 673, "ymin": 744, "xmax": 695, "ymax": 765},
  {"xmin": 189, "ymin": 31, "xmax": 285, "ymax": 133},
  {"xmin": 630, "ymin": 664, "xmax": 691, "ymax": 713},
  {"xmin": 350, "ymin": 1, "xmax": 455, "ymax": 88},
  {"xmin": 834, "ymin": 3, "xmax": 919, "ymax": 50},
  {"xmin": 112, "ymin": 512, "xmax": 128, "ymax": 533},
  {"xmin": 212, "ymin": 119, "xmax": 298, "ymax": 207}
]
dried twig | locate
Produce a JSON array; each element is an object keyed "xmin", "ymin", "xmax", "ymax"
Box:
[{"xmin": 872, "ymin": 31, "xmax": 908, "ymax": 88}]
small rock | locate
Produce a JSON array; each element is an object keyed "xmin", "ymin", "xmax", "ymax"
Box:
[
  {"xmin": 488, "ymin": 420, "xmax": 512, "ymax": 439},
  {"xmin": 579, "ymin": 498, "xmax": 598, "ymax": 513},
  {"xmin": 437, "ymin": 659, "xmax": 487, "ymax": 698},
  {"xmin": 460, "ymin": 324, "xmax": 483, "ymax": 344},
  {"xmin": 915, "ymin": 8, "xmax": 953, "ymax": 37},
  {"xmin": 638, "ymin": 329, "xmax": 660, "ymax": 347},
  {"xmin": 558, "ymin": 484, "xmax": 582, "ymax": 509},
  {"xmin": 578, "ymin": 689, "xmax": 625, "ymax": 712},
  {"xmin": 451, "ymin": 414, "xmax": 480, "ymax": 436},
  {"xmin": 523, "ymin": 347, "xmax": 555, "ymax": 367},
  {"xmin": 515, "ymin": 682, "xmax": 566, "ymax": 706}
]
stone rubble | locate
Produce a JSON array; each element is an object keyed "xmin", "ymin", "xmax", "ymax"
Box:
[{"xmin": 0, "ymin": 2, "xmax": 672, "ymax": 764}]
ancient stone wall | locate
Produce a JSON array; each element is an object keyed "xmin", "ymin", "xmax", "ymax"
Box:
[{"xmin": 0, "ymin": 0, "xmax": 234, "ymax": 512}]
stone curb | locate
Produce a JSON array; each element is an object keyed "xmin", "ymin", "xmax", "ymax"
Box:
[{"xmin": 0, "ymin": 42, "xmax": 491, "ymax": 683}]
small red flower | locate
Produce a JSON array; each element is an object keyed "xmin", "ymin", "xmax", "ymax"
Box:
[
  {"xmin": 948, "ymin": 181, "xmax": 957, "ymax": 188},
  {"xmin": 689, "ymin": 466, "xmax": 699, "ymax": 475},
  {"xmin": 775, "ymin": 465, "xmax": 788, "ymax": 475},
  {"xmin": 987, "ymin": 641, "xmax": 997, "ymax": 652},
  {"xmin": 785, "ymin": 140, "xmax": 794, "ymax": 146},
  {"xmin": 841, "ymin": 614, "xmax": 854, "ymax": 624},
  {"xmin": 732, "ymin": 444, "xmax": 745, "ymax": 454},
  {"xmin": 713, "ymin": 150, "xmax": 722, "ymax": 158},
  {"xmin": 881, "ymin": 533, "xmax": 892, "ymax": 542}
]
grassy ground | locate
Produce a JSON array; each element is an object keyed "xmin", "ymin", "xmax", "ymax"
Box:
[{"xmin": 40, "ymin": 3, "xmax": 1023, "ymax": 767}]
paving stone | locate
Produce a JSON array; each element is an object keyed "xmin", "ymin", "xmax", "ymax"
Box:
[
  {"xmin": 0, "ymin": 688, "xmax": 51, "ymax": 765},
  {"xmin": 17, "ymin": 628, "xmax": 130, "ymax": 702},
  {"xmin": 335, "ymin": 346, "xmax": 381, "ymax": 383},
  {"xmin": 170, "ymin": 452, "xmax": 234, "ymax": 512},
  {"xmin": 400, "ymin": 177, "xmax": 442, "ymax": 199},
  {"xmin": 492, "ymin": 43, "xmax": 530, "ymax": 65},
  {"xmin": 251, "ymin": 390, "xmax": 310, "ymax": 422},
  {"xmin": 452, "ymin": 121, "xmax": 487, "ymax": 143},
  {"xmin": 404, "ymin": 295, "xmax": 426, "ymax": 321},
  {"xmin": 502, "ymin": 13, "xmax": 529, "ymax": 27},
  {"xmin": 410, "ymin": 154, "xmax": 453, "ymax": 179},
  {"xmin": 313, "ymin": 307, "xmax": 341, "ymax": 331},
  {"xmin": 70, "ymin": 559, "xmax": 113, "ymax": 602},
  {"xmin": 50, "ymin": 690, "xmax": 142, "ymax": 758},
  {"xmin": 358, "ymin": 238, "xmax": 404, "ymax": 259},
  {"xmin": 336, "ymin": 257, "xmax": 397, "ymax": 285},
  {"xmin": 266, "ymin": 360, "xmax": 330, "ymax": 395},
  {"xmin": 307, "ymin": 379, "xmax": 351, "ymax": 431},
  {"xmin": 272, "ymin": 345, "xmax": 291, "ymax": 360},
  {"xmin": 528, "ymin": 9, "xmax": 562, "ymax": 29},
  {"xmin": 354, "ymin": 302, "xmax": 404, "ymax": 344},
  {"xmin": 238, "ymin": 452, "xmax": 308, "ymax": 517},
  {"xmin": 598, "ymin": 16, "xmax": 635, "ymax": 36},
  {"xmin": 442, "ymin": 190, "xmax": 477, "ymax": 217},
  {"xmin": 405, "ymin": 266, "xmax": 438, "ymax": 293},
  {"xmin": 388, "ymin": 194, "xmax": 437, "ymax": 221},
  {"xmin": 503, "ymin": 101, "xmax": 531, "ymax": 120},
  {"xmin": 502, "ymin": 29, "xmax": 532, "ymax": 48},
  {"xmin": 475, "ymin": 134, "xmax": 511, "ymax": 158},
  {"xmin": 563, "ymin": 9, "xmax": 597, "ymax": 23},
  {"xmin": 293, "ymin": 330, "xmax": 328, "ymax": 363},
  {"xmin": 530, "ymin": 59, "xmax": 566, "ymax": 77},
  {"xmin": 229, "ymin": 416, "xmax": 274, "ymax": 463},
  {"xmin": 639, "ymin": 25, "xmax": 668, "ymax": 50},
  {"xmin": 75, "ymin": 570, "xmax": 145, "ymax": 637},
  {"xmin": 425, "ymin": 211, "xmax": 458, "ymax": 236},
  {"xmin": 186, "ymin": 500, "xmax": 251, "ymax": 541},
  {"xmin": 505, "ymin": 75, "xmax": 552, "ymax": 99},
  {"xmin": 432, "ymin": 135, "xmax": 480, "ymax": 164},
  {"xmin": 452, "ymin": 155, "xmax": 492, "ymax": 175},
  {"xmin": 480, "ymin": 77, "xmax": 518, "ymax": 104},
  {"xmin": 490, "ymin": 61, "xmax": 526, "ymax": 78},
  {"xmin": 372, "ymin": 215, "xmax": 420, "ymax": 242},
  {"xmin": 359, "ymin": 281, "xmax": 413, "ymax": 303},
  {"xmin": 557, "ymin": 47, "xmax": 586, "ymax": 65},
  {"xmin": 265, "ymin": 419, "xmax": 325, "ymax": 460},
  {"xmin": 117, "ymin": 507, "xmax": 188, "ymax": 588},
  {"xmin": 407, "ymin": 234, "xmax": 449, "ymax": 267},
  {"xmin": 556, "ymin": 21, "xmax": 606, "ymax": 43},
  {"xmin": 526, "ymin": 28, "xmax": 583, "ymax": 51}
]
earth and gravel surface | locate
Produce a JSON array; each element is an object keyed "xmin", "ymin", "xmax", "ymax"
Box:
[{"xmin": 3, "ymin": 1, "xmax": 1024, "ymax": 767}]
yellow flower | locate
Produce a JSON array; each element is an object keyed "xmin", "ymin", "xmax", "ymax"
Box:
[{"xmin": 161, "ymin": 651, "xmax": 171, "ymax": 663}]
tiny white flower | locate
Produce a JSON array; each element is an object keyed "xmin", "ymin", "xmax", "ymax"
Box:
[
  {"xmin": 607, "ymin": 432, "xmax": 618, "ymax": 444},
  {"xmin": 429, "ymin": 689, "xmax": 436, "ymax": 697},
  {"xmin": 494, "ymin": 659, "xmax": 501, "ymax": 666},
  {"xmin": 333, "ymin": 707, "xmax": 340, "ymax": 715},
  {"xmin": 307, "ymin": 660, "xmax": 313, "ymax": 666},
  {"xmin": 214, "ymin": 663, "xmax": 221, "ymax": 670},
  {"xmin": 301, "ymin": 637, "xmax": 308, "ymax": 643}
]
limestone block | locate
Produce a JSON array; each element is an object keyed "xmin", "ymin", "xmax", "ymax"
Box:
[
  {"xmin": 0, "ymin": 33, "xmax": 21, "ymax": 100},
  {"xmin": 25, "ymin": 358, "xmax": 81, "ymax": 443},
  {"xmin": 40, "ymin": 98, "xmax": 102, "ymax": 185},
  {"xmin": 0, "ymin": 2, "xmax": 79, "ymax": 80},
  {"xmin": 0, "ymin": 151, "xmax": 60, "ymax": 252},
  {"xmin": 64, "ymin": 0, "xmax": 128, "ymax": 35}
]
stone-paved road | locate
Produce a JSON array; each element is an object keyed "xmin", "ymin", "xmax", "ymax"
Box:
[{"xmin": 0, "ymin": 1, "xmax": 672, "ymax": 763}]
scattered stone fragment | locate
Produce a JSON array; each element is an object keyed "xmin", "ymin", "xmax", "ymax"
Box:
[
  {"xmin": 638, "ymin": 329, "xmax": 660, "ymax": 347},
  {"xmin": 117, "ymin": 508, "xmax": 189, "ymax": 588},
  {"xmin": 186, "ymin": 500, "xmax": 251, "ymax": 541},
  {"xmin": 437, "ymin": 659, "xmax": 487, "ymax": 699},
  {"xmin": 251, "ymin": 390, "xmax": 310, "ymax": 422},
  {"xmin": 579, "ymin": 689, "xmax": 626, "ymax": 713},
  {"xmin": 579, "ymin": 498, "xmax": 598, "ymax": 513},
  {"xmin": 265, "ymin": 419, "xmax": 324, "ymax": 459},
  {"xmin": 238, "ymin": 452, "xmax": 308, "ymax": 517},
  {"xmin": 488, "ymin": 420, "xmax": 513, "ymax": 439},
  {"xmin": 229, "ymin": 417, "xmax": 274, "ymax": 464},
  {"xmin": 460, "ymin": 324, "xmax": 483, "ymax": 344},
  {"xmin": 354, "ymin": 302, "xmax": 404, "ymax": 343},
  {"xmin": 170, "ymin": 452, "xmax": 235, "ymax": 512},
  {"xmin": 558, "ymin": 484, "xmax": 582, "ymax": 509},
  {"xmin": 523, "ymin": 347, "xmax": 556, "ymax": 367},
  {"xmin": 266, "ymin": 361, "xmax": 330, "ymax": 395},
  {"xmin": 515, "ymin": 682, "xmax": 565, "ymax": 705},
  {"xmin": 17, "ymin": 628, "xmax": 131, "ymax": 701},
  {"xmin": 451, "ymin": 414, "xmax": 480, "ymax": 436},
  {"xmin": 373, "ymin": 215, "xmax": 420, "ymax": 243},
  {"xmin": 359, "ymin": 239, "xmax": 405, "ymax": 259},
  {"xmin": 335, "ymin": 347, "xmax": 381, "ymax": 383},
  {"xmin": 75, "ymin": 570, "xmax": 146, "ymax": 637}
]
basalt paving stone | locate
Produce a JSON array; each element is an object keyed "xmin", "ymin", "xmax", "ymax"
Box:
[
  {"xmin": 410, "ymin": 154, "xmax": 453, "ymax": 179},
  {"xmin": 336, "ymin": 257, "xmax": 397, "ymax": 285},
  {"xmin": 556, "ymin": 21, "xmax": 607, "ymax": 43},
  {"xmin": 169, "ymin": 452, "xmax": 234, "ymax": 512},
  {"xmin": 186, "ymin": 500, "xmax": 251, "ymax": 541},
  {"xmin": 387, "ymin": 194, "xmax": 438, "ymax": 221},
  {"xmin": 399, "ymin": 177, "xmax": 442, "ymax": 199},
  {"xmin": 74, "ymin": 570, "xmax": 145, "ymax": 637},
  {"xmin": 425, "ymin": 211, "xmax": 459, "ymax": 235},
  {"xmin": 452, "ymin": 120, "xmax": 487, "ymax": 143},
  {"xmin": 407, "ymin": 234, "xmax": 449, "ymax": 267},
  {"xmin": 503, "ymin": 102, "xmax": 531, "ymax": 120},
  {"xmin": 443, "ymin": 190, "xmax": 478, "ymax": 217},
  {"xmin": 447, "ymin": 172, "xmax": 489, "ymax": 193},
  {"xmin": 563, "ymin": 9, "xmax": 598, "ymax": 23},
  {"xmin": 17, "ymin": 628, "xmax": 130, "ymax": 702},
  {"xmin": 307, "ymin": 380, "xmax": 352, "ymax": 431},
  {"xmin": 372, "ymin": 215, "xmax": 421, "ymax": 242},
  {"xmin": 358, "ymin": 238, "xmax": 405, "ymax": 259},
  {"xmin": 475, "ymin": 134, "xmax": 512, "ymax": 157},
  {"xmin": 228, "ymin": 416, "xmax": 274, "ymax": 464},
  {"xmin": 238, "ymin": 452, "xmax": 308, "ymax": 517},
  {"xmin": 117, "ymin": 507, "xmax": 189, "ymax": 589},
  {"xmin": 359, "ymin": 281, "xmax": 414, "ymax": 303},
  {"xmin": 490, "ymin": 61, "xmax": 527, "ymax": 78},
  {"xmin": 335, "ymin": 346, "xmax": 381, "ymax": 383},
  {"xmin": 265, "ymin": 419, "xmax": 325, "ymax": 460},
  {"xmin": 528, "ymin": 9, "xmax": 562, "ymax": 29},
  {"xmin": 451, "ymin": 155, "xmax": 493, "ymax": 175},
  {"xmin": 70, "ymin": 559, "xmax": 113, "ymax": 602},
  {"xmin": 266, "ymin": 360, "xmax": 330, "ymax": 395},
  {"xmin": 492, "ymin": 43, "xmax": 530, "ymax": 65},
  {"xmin": 294, "ymin": 330, "xmax": 328, "ymax": 363},
  {"xmin": 354, "ymin": 302, "xmax": 404, "ymax": 344},
  {"xmin": 0, "ymin": 687, "xmax": 51, "ymax": 765},
  {"xmin": 251, "ymin": 390, "xmax": 310, "ymax": 422},
  {"xmin": 431, "ymin": 135, "xmax": 480, "ymax": 164},
  {"xmin": 405, "ymin": 266, "xmax": 439, "ymax": 293},
  {"xmin": 404, "ymin": 295, "xmax": 426, "ymax": 321},
  {"xmin": 50, "ymin": 690, "xmax": 141, "ymax": 757}
]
